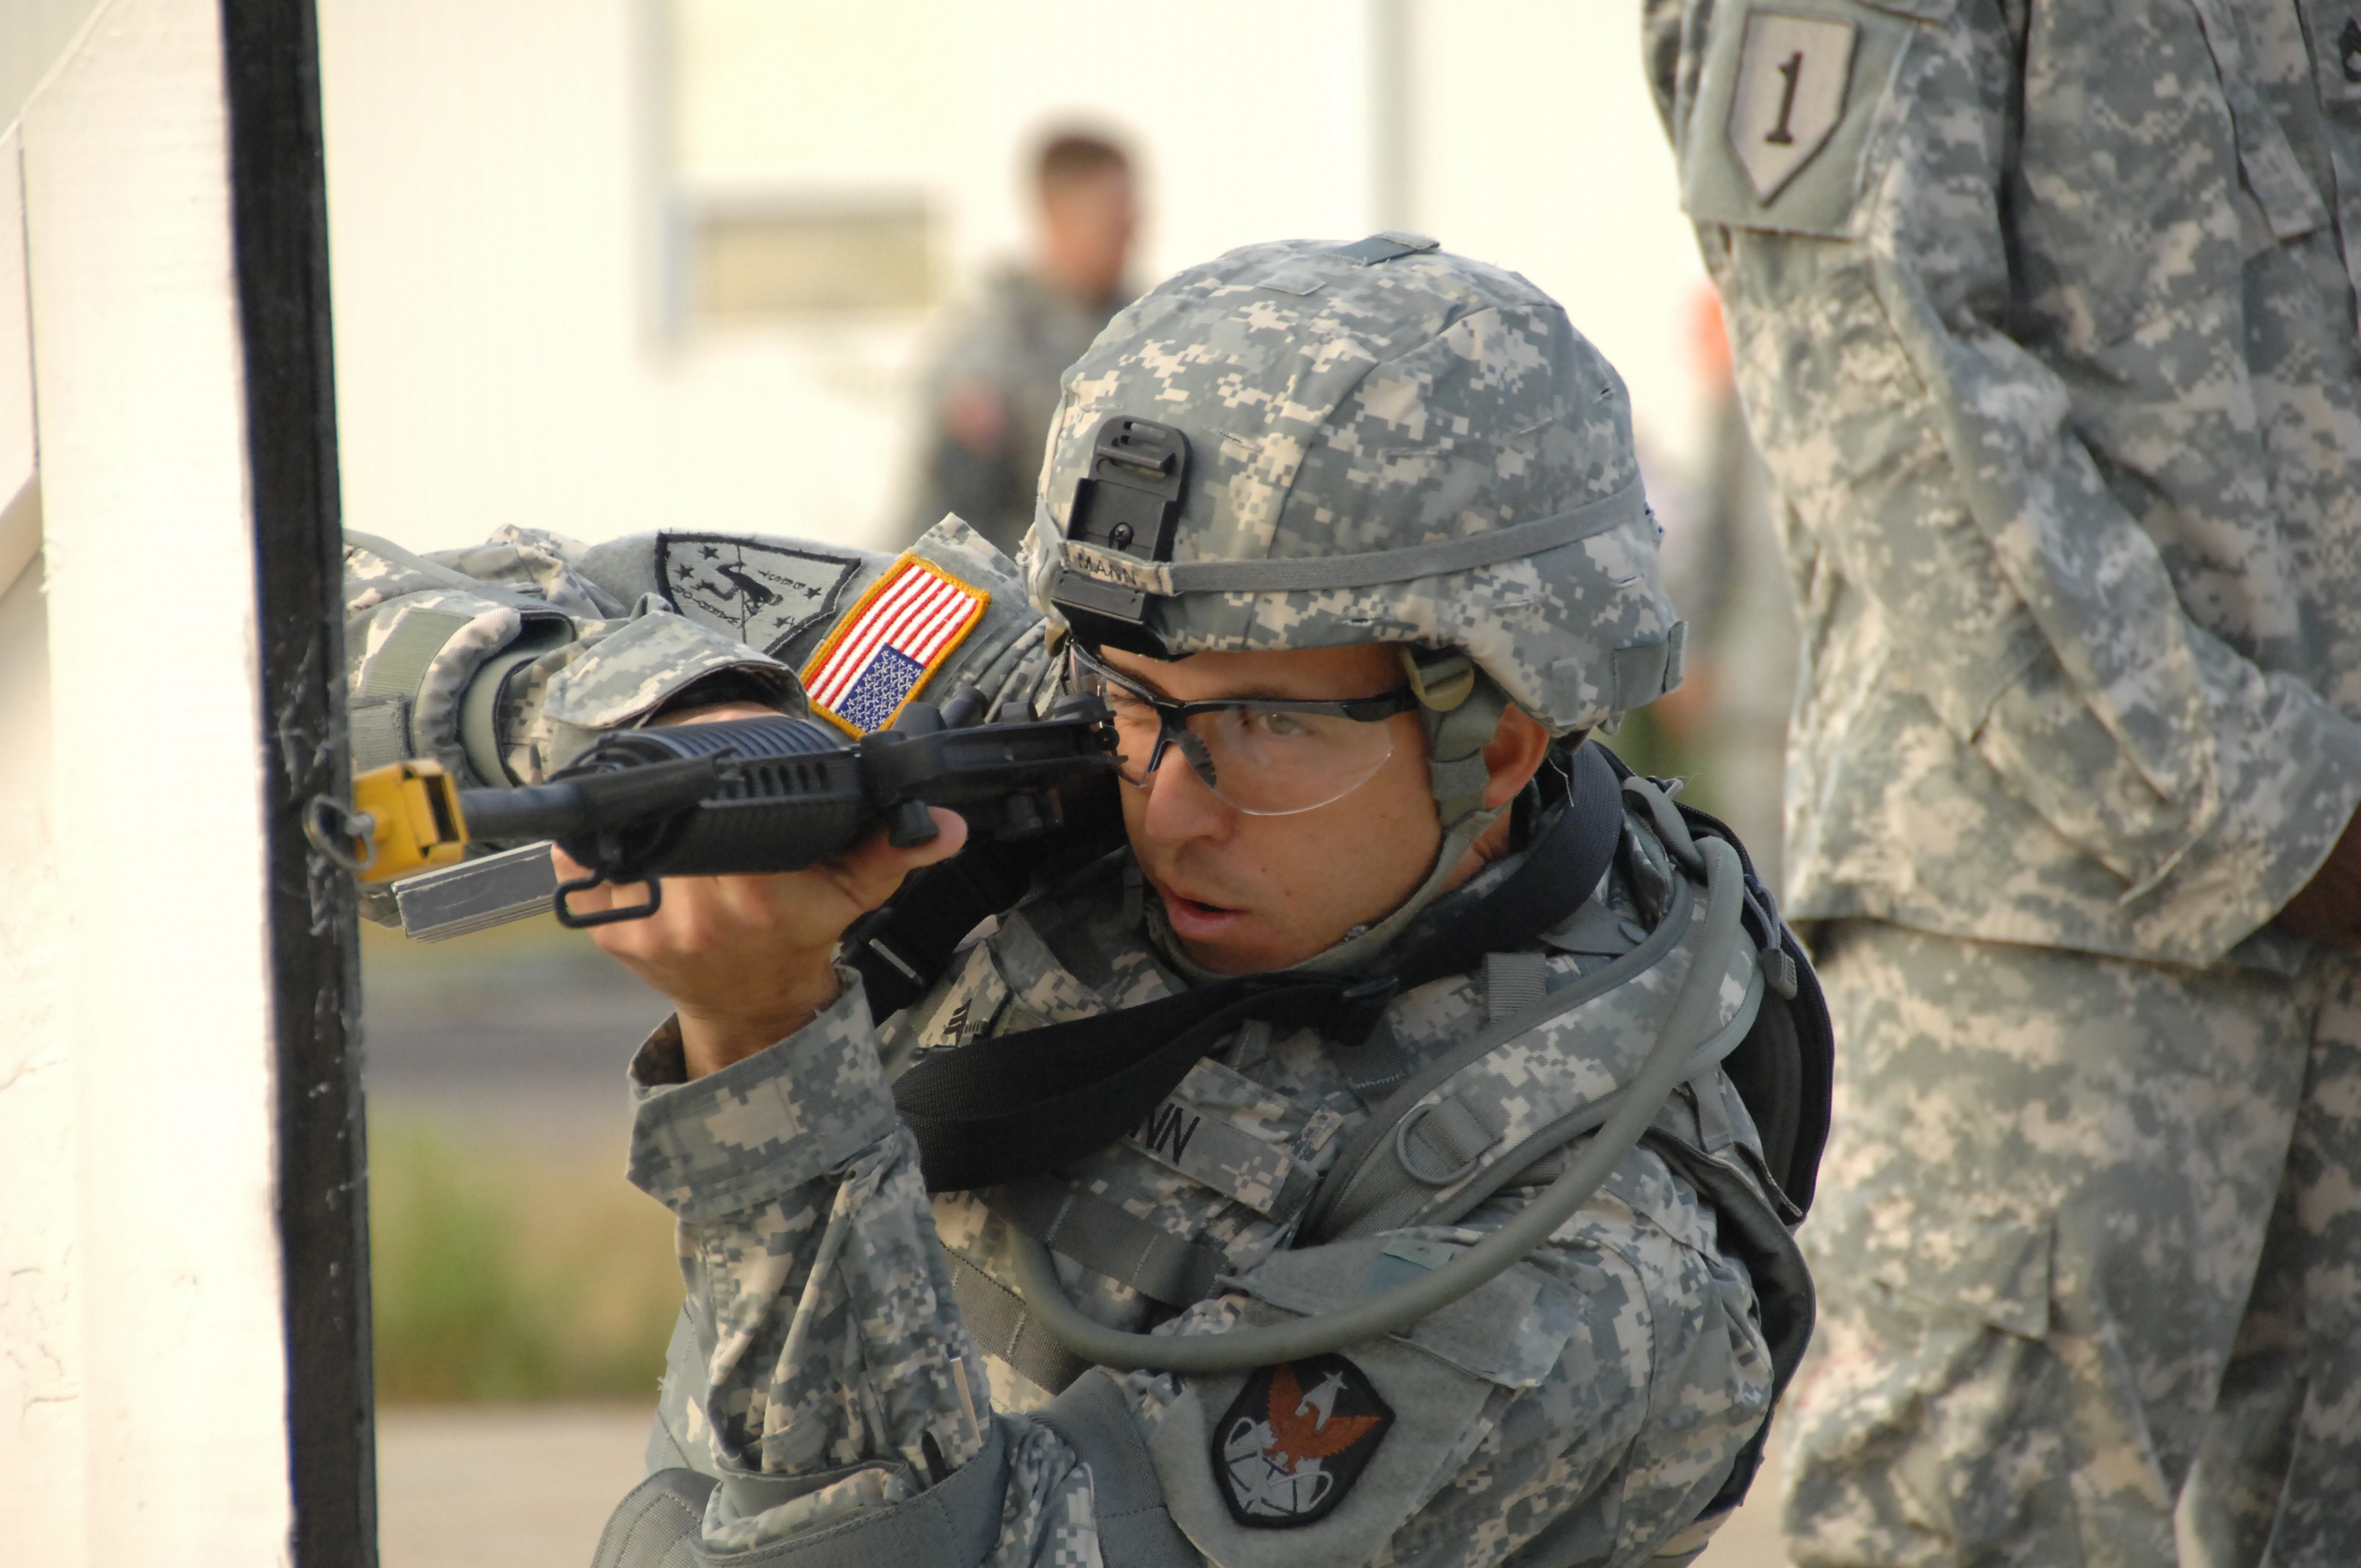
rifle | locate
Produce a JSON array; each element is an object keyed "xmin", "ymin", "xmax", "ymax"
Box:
[{"xmin": 310, "ymin": 693, "xmax": 1117, "ymax": 940}]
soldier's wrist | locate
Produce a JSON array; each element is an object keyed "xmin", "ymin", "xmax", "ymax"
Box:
[{"xmin": 675, "ymin": 973, "xmax": 844, "ymax": 1079}]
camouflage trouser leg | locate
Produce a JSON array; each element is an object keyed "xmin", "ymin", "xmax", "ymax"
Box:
[
  {"xmin": 2177, "ymin": 951, "xmax": 2361, "ymax": 1567},
  {"xmin": 1774, "ymin": 921, "xmax": 2361, "ymax": 1568}
]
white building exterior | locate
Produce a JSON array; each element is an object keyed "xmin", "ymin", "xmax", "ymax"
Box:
[{"xmin": 319, "ymin": 0, "xmax": 1709, "ymax": 556}]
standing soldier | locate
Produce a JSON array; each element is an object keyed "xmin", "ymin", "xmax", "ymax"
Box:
[
  {"xmin": 1648, "ymin": 1, "xmax": 2361, "ymax": 1561},
  {"xmin": 902, "ymin": 131, "xmax": 1137, "ymax": 558},
  {"xmin": 344, "ymin": 237, "xmax": 1829, "ymax": 1565}
]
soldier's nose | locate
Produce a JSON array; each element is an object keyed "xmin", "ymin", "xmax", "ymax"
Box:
[{"xmin": 1139, "ymin": 744, "xmax": 1234, "ymax": 843}]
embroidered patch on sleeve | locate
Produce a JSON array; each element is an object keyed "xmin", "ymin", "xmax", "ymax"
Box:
[
  {"xmin": 1679, "ymin": 1, "xmax": 1913, "ymax": 239},
  {"xmin": 1726, "ymin": 12, "xmax": 1858, "ymax": 203},
  {"xmin": 656, "ymin": 534, "xmax": 858, "ymax": 655},
  {"xmin": 798, "ymin": 556, "xmax": 990, "ymax": 735},
  {"xmin": 1215, "ymin": 1354, "xmax": 1394, "ymax": 1528}
]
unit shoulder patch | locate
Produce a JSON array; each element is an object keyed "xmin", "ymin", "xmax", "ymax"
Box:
[
  {"xmin": 799, "ymin": 556, "xmax": 990, "ymax": 735},
  {"xmin": 1727, "ymin": 12, "xmax": 1857, "ymax": 203},
  {"xmin": 657, "ymin": 534, "xmax": 858, "ymax": 656},
  {"xmin": 1679, "ymin": 2, "xmax": 1915, "ymax": 239},
  {"xmin": 1214, "ymin": 1354, "xmax": 1394, "ymax": 1528}
]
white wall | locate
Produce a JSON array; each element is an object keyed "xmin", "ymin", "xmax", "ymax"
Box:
[
  {"xmin": 1412, "ymin": 2, "xmax": 1711, "ymax": 476},
  {"xmin": 318, "ymin": 0, "xmax": 1709, "ymax": 558},
  {"xmin": 0, "ymin": 558, "xmax": 75, "ymax": 1561},
  {"xmin": 0, "ymin": 1, "xmax": 297, "ymax": 1559},
  {"xmin": 0, "ymin": 0, "xmax": 107, "ymax": 131}
]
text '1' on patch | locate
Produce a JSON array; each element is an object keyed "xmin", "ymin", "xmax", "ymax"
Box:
[
  {"xmin": 1726, "ymin": 11, "xmax": 1858, "ymax": 204},
  {"xmin": 1215, "ymin": 1354, "xmax": 1393, "ymax": 1529},
  {"xmin": 657, "ymin": 534, "xmax": 858, "ymax": 656},
  {"xmin": 799, "ymin": 556, "xmax": 989, "ymax": 736}
]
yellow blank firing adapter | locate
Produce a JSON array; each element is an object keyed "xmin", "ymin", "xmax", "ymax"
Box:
[{"xmin": 303, "ymin": 760, "xmax": 471, "ymax": 882}]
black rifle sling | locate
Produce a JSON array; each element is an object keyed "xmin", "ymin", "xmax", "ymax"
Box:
[
  {"xmin": 846, "ymin": 780, "xmax": 1129, "ymax": 1022},
  {"xmin": 845, "ymin": 838, "xmax": 1037, "ymax": 1021},
  {"xmin": 893, "ymin": 743, "xmax": 1625, "ymax": 1194}
]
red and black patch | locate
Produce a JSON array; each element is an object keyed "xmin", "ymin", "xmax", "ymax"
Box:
[{"xmin": 1214, "ymin": 1354, "xmax": 1393, "ymax": 1528}]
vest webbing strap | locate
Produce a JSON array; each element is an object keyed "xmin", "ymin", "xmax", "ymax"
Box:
[
  {"xmin": 947, "ymin": 1252, "xmax": 1089, "ymax": 1395},
  {"xmin": 891, "ymin": 743, "xmax": 1625, "ymax": 1194},
  {"xmin": 983, "ymin": 1176, "xmax": 1227, "ymax": 1307},
  {"xmin": 1297, "ymin": 874, "xmax": 1700, "ymax": 1246},
  {"xmin": 1035, "ymin": 1373, "xmax": 1200, "ymax": 1568}
]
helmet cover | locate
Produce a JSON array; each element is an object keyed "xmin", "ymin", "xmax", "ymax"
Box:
[{"xmin": 1023, "ymin": 235, "xmax": 1685, "ymax": 734}]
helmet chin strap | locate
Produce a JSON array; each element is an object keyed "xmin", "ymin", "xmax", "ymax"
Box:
[
  {"xmin": 1290, "ymin": 650, "xmax": 1510, "ymax": 971},
  {"xmin": 1147, "ymin": 647, "xmax": 1515, "ymax": 981}
]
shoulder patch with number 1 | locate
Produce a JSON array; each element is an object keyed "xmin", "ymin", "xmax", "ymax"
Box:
[
  {"xmin": 798, "ymin": 556, "xmax": 989, "ymax": 735},
  {"xmin": 1679, "ymin": 1, "xmax": 1911, "ymax": 239},
  {"xmin": 1727, "ymin": 12, "xmax": 1858, "ymax": 202}
]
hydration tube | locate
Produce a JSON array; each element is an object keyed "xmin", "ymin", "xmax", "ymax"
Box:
[{"xmin": 1007, "ymin": 834, "xmax": 1750, "ymax": 1374}]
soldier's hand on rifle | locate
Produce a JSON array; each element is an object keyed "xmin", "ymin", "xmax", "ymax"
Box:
[{"xmin": 552, "ymin": 702, "xmax": 970, "ymax": 1078}]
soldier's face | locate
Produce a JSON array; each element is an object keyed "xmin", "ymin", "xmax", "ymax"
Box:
[
  {"xmin": 1040, "ymin": 167, "xmax": 1135, "ymax": 300},
  {"xmin": 1099, "ymin": 642, "xmax": 1443, "ymax": 974}
]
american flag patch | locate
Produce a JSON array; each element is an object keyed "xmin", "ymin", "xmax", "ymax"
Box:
[{"xmin": 798, "ymin": 557, "xmax": 990, "ymax": 735}]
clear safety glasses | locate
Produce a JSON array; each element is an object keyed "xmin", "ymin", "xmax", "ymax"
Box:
[{"xmin": 1067, "ymin": 642, "xmax": 1420, "ymax": 817}]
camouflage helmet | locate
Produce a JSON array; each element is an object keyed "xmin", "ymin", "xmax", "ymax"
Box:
[{"xmin": 1023, "ymin": 233, "xmax": 1686, "ymax": 739}]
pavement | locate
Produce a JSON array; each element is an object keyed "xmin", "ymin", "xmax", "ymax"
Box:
[
  {"xmin": 377, "ymin": 1404, "xmax": 650, "ymax": 1568},
  {"xmin": 375, "ymin": 1401, "xmax": 1789, "ymax": 1567}
]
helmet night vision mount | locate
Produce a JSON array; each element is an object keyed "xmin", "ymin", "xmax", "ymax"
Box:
[{"xmin": 1046, "ymin": 414, "xmax": 1191, "ymax": 657}]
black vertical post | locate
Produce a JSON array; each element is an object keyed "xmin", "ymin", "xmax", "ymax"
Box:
[{"xmin": 219, "ymin": 1, "xmax": 374, "ymax": 1564}]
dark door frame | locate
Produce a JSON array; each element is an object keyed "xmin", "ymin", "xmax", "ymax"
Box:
[{"xmin": 222, "ymin": 1, "xmax": 374, "ymax": 1561}]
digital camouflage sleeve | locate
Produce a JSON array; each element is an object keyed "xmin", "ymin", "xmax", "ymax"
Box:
[{"xmin": 1644, "ymin": 0, "xmax": 2361, "ymax": 969}]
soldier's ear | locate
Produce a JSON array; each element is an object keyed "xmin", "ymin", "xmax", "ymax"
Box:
[{"xmin": 1478, "ymin": 706, "xmax": 1552, "ymax": 811}]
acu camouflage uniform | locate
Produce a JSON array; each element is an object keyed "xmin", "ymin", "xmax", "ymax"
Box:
[
  {"xmin": 344, "ymin": 239, "xmax": 1799, "ymax": 1566},
  {"xmin": 1648, "ymin": 0, "xmax": 2361, "ymax": 1561}
]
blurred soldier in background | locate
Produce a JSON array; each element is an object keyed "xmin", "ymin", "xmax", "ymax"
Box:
[
  {"xmin": 902, "ymin": 131, "xmax": 1137, "ymax": 556},
  {"xmin": 1650, "ymin": 1, "xmax": 2361, "ymax": 1563}
]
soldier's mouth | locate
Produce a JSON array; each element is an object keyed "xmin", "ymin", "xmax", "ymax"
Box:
[{"xmin": 1158, "ymin": 887, "xmax": 1247, "ymax": 942}]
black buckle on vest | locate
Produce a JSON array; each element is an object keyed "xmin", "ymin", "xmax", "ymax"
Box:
[{"xmin": 1329, "ymin": 976, "xmax": 1399, "ymax": 1048}]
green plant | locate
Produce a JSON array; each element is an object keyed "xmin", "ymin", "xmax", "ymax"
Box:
[{"xmin": 370, "ymin": 1120, "xmax": 681, "ymax": 1404}]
